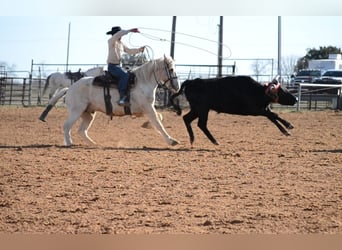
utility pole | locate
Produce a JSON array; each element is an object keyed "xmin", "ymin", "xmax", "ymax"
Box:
[
  {"xmin": 277, "ymin": 16, "xmax": 282, "ymax": 80},
  {"xmin": 170, "ymin": 16, "xmax": 177, "ymax": 59},
  {"xmin": 218, "ymin": 16, "xmax": 223, "ymax": 78},
  {"xmin": 66, "ymin": 22, "xmax": 71, "ymax": 72}
]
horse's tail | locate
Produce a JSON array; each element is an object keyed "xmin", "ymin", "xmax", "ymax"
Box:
[
  {"xmin": 169, "ymin": 81, "xmax": 187, "ymax": 116},
  {"xmin": 42, "ymin": 75, "xmax": 51, "ymax": 96},
  {"xmin": 48, "ymin": 87, "xmax": 68, "ymax": 106},
  {"xmin": 39, "ymin": 87, "xmax": 68, "ymax": 122}
]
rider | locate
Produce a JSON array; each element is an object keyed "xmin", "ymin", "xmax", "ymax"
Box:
[{"xmin": 106, "ymin": 26, "xmax": 145, "ymax": 106}]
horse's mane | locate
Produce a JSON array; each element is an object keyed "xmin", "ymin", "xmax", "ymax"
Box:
[
  {"xmin": 133, "ymin": 56, "xmax": 174, "ymax": 75},
  {"xmin": 88, "ymin": 66, "xmax": 104, "ymax": 70}
]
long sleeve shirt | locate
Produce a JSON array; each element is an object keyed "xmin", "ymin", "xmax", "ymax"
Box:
[{"xmin": 106, "ymin": 29, "xmax": 141, "ymax": 65}]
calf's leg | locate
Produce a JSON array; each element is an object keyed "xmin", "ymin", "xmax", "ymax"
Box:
[
  {"xmin": 275, "ymin": 116, "xmax": 294, "ymax": 129},
  {"xmin": 265, "ymin": 107, "xmax": 294, "ymax": 130},
  {"xmin": 264, "ymin": 111, "xmax": 291, "ymax": 136},
  {"xmin": 197, "ymin": 111, "xmax": 219, "ymax": 145},
  {"xmin": 183, "ymin": 110, "xmax": 198, "ymax": 144}
]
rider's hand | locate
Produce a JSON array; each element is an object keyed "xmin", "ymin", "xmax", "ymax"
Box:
[{"xmin": 130, "ymin": 28, "xmax": 140, "ymax": 33}]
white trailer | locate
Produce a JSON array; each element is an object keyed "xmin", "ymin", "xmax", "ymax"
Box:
[{"xmin": 309, "ymin": 54, "xmax": 342, "ymax": 71}]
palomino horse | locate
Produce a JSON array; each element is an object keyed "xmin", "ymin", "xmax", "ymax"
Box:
[
  {"xmin": 42, "ymin": 66, "xmax": 104, "ymax": 100},
  {"xmin": 39, "ymin": 56, "xmax": 180, "ymax": 146}
]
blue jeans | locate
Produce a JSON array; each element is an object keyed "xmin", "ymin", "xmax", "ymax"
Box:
[{"xmin": 108, "ymin": 64, "xmax": 129, "ymax": 97}]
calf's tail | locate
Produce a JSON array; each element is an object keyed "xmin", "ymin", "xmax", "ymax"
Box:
[
  {"xmin": 170, "ymin": 82, "xmax": 187, "ymax": 116},
  {"xmin": 39, "ymin": 87, "xmax": 69, "ymax": 122}
]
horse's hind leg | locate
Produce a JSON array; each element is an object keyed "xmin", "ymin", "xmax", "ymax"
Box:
[
  {"xmin": 63, "ymin": 110, "xmax": 82, "ymax": 146},
  {"xmin": 78, "ymin": 111, "xmax": 97, "ymax": 145}
]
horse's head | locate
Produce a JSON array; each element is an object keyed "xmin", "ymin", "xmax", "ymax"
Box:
[
  {"xmin": 161, "ymin": 55, "xmax": 180, "ymax": 94},
  {"xmin": 84, "ymin": 67, "xmax": 104, "ymax": 77}
]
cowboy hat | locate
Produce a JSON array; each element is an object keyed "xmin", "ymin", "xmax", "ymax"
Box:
[{"xmin": 106, "ymin": 26, "xmax": 121, "ymax": 35}]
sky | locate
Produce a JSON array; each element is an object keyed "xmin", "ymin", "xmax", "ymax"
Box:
[{"xmin": 1, "ymin": 16, "xmax": 342, "ymax": 76}]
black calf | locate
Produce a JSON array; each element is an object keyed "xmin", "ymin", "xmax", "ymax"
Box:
[{"xmin": 170, "ymin": 76, "xmax": 297, "ymax": 145}]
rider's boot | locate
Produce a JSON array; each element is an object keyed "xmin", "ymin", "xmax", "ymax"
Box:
[{"xmin": 117, "ymin": 94, "xmax": 130, "ymax": 107}]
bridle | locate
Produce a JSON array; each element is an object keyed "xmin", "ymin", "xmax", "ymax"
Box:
[
  {"xmin": 163, "ymin": 61, "xmax": 178, "ymax": 85},
  {"xmin": 153, "ymin": 60, "xmax": 178, "ymax": 92}
]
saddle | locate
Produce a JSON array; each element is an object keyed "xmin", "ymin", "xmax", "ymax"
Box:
[
  {"xmin": 66, "ymin": 70, "xmax": 84, "ymax": 82},
  {"xmin": 93, "ymin": 71, "xmax": 136, "ymax": 88},
  {"xmin": 93, "ymin": 71, "xmax": 136, "ymax": 118}
]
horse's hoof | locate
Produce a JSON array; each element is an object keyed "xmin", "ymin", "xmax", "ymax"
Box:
[
  {"xmin": 170, "ymin": 139, "xmax": 179, "ymax": 146},
  {"xmin": 141, "ymin": 121, "xmax": 152, "ymax": 129}
]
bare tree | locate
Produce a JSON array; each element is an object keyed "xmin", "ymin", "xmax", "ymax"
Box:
[
  {"xmin": 250, "ymin": 59, "xmax": 270, "ymax": 82},
  {"xmin": 281, "ymin": 55, "xmax": 299, "ymax": 84},
  {"xmin": 0, "ymin": 61, "xmax": 16, "ymax": 72}
]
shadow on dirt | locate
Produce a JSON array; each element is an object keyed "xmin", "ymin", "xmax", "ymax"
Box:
[
  {"xmin": 0, "ymin": 144, "xmax": 215, "ymax": 152},
  {"xmin": 310, "ymin": 149, "xmax": 342, "ymax": 154}
]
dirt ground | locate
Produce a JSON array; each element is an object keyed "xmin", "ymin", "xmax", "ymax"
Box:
[{"xmin": 0, "ymin": 106, "xmax": 341, "ymax": 234}]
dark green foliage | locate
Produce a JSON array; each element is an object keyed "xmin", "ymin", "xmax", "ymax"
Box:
[{"xmin": 295, "ymin": 46, "xmax": 342, "ymax": 72}]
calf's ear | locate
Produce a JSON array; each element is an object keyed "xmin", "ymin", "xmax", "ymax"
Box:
[
  {"xmin": 272, "ymin": 75, "xmax": 280, "ymax": 83},
  {"xmin": 270, "ymin": 82, "xmax": 280, "ymax": 93}
]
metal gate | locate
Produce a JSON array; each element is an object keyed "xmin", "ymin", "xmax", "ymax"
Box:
[{"xmin": 0, "ymin": 76, "xmax": 45, "ymax": 106}]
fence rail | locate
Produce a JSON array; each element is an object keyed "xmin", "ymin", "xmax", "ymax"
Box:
[
  {"xmin": 1, "ymin": 65, "xmax": 341, "ymax": 111},
  {"xmin": 0, "ymin": 77, "xmax": 46, "ymax": 106},
  {"xmin": 296, "ymin": 83, "xmax": 342, "ymax": 111}
]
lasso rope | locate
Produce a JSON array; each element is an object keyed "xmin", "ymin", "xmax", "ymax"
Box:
[
  {"xmin": 138, "ymin": 27, "xmax": 232, "ymax": 59},
  {"xmin": 127, "ymin": 27, "xmax": 232, "ymax": 60}
]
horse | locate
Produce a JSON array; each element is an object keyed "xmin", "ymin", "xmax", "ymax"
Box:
[
  {"xmin": 42, "ymin": 66, "xmax": 104, "ymax": 100},
  {"xmin": 39, "ymin": 56, "xmax": 180, "ymax": 147}
]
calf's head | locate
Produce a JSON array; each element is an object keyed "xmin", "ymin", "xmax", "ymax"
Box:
[{"xmin": 265, "ymin": 78, "xmax": 297, "ymax": 106}]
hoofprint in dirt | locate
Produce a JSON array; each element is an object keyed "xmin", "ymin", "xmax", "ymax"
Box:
[{"xmin": 0, "ymin": 107, "xmax": 341, "ymax": 233}]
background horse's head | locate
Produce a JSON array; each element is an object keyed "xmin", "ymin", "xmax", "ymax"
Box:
[{"xmin": 84, "ymin": 67, "xmax": 104, "ymax": 77}]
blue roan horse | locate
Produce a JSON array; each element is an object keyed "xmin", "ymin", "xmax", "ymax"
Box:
[
  {"xmin": 39, "ymin": 56, "xmax": 180, "ymax": 146},
  {"xmin": 42, "ymin": 67, "xmax": 104, "ymax": 100}
]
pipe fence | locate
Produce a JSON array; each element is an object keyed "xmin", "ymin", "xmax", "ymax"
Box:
[{"xmin": 1, "ymin": 63, "xmax": 341, "ymax": 111}]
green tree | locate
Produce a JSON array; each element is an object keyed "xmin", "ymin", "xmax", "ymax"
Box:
[{"xmin": 295, "ymin": 46, "xmax": 342, "ymax": 72}]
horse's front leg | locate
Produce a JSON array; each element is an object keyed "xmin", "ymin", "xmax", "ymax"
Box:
[{"xmin": 142, "ymin": 105, "xmax": 179, "ymax": 146}]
